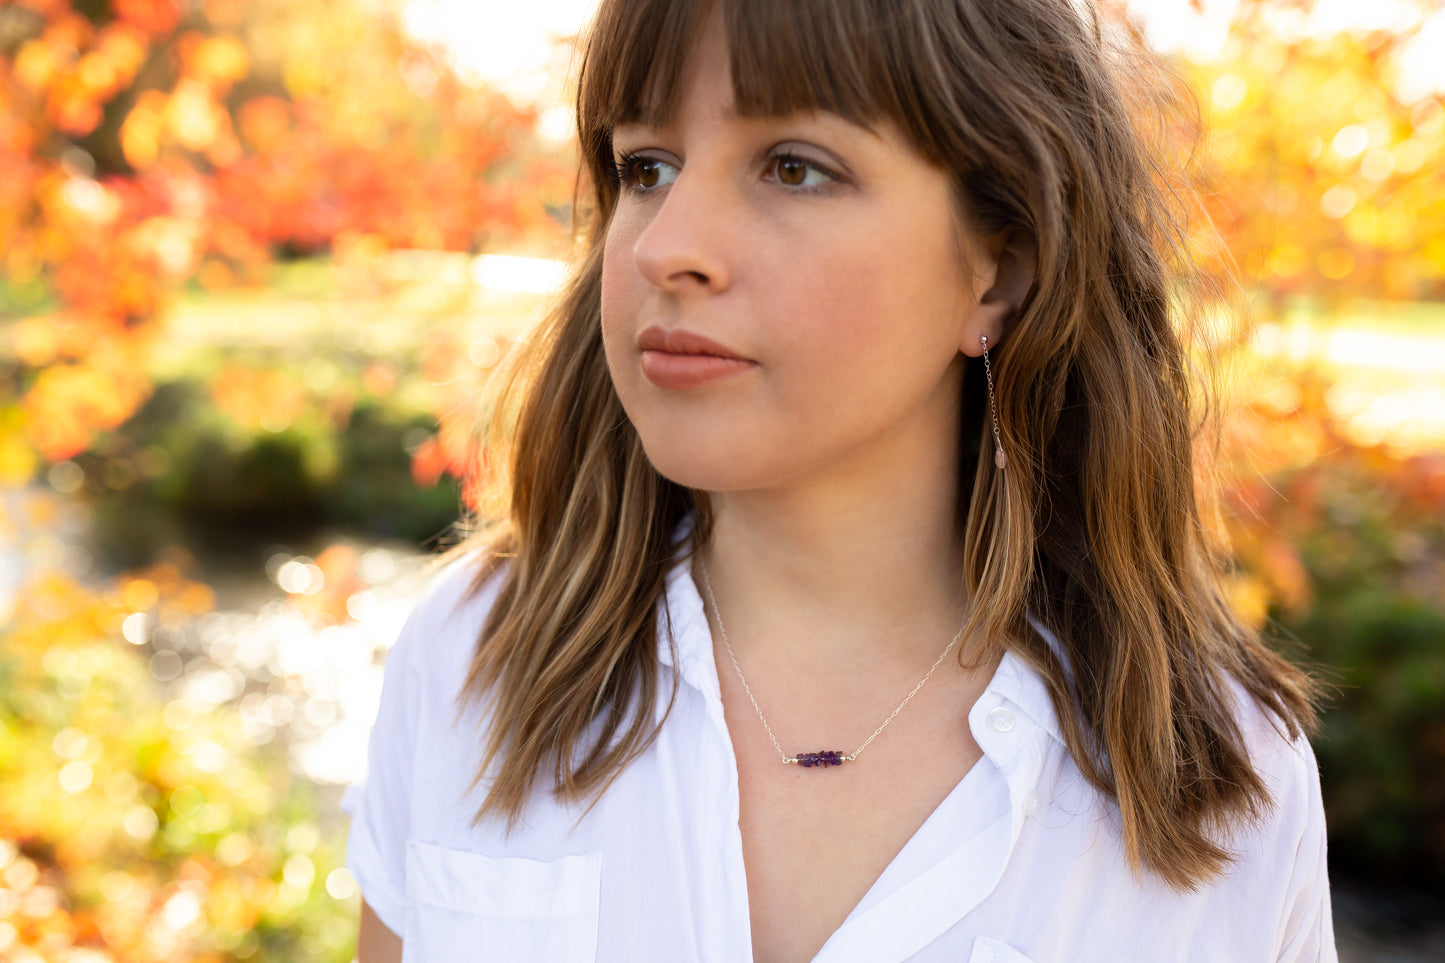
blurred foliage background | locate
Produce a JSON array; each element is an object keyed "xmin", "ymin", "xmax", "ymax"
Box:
[{"xmin": 1, "ymin": 0, "xmax": 1443, "ymax": 959}]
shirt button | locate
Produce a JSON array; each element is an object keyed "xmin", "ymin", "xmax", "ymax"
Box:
[
  {"xmin": 989, "ymin": 706, "xmax": 1016, "ymax": 732},
  {"xmin": 1022, "ymin": 788, "xmax": 1042, "ymax": 816}
]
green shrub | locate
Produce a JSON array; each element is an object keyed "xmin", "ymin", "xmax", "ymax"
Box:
[
  {"xmin": 1228, "ymin": 405, "xmax": 1445, "ymax": 884},
  {"xmin": 75, "ymin": 371, "xmax": 463, "ymax": 567}
]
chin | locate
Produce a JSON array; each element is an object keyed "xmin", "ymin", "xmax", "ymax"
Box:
[{"xmin": 634, "ymin": 434, "xmax": 763, "ymax": 494}]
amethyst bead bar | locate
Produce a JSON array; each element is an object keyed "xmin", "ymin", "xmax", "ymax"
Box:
[{"xmin": 792, "ymin": 750, "xmax": 846, "ymax": 768}]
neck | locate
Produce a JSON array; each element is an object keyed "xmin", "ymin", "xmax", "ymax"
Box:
[{"xmin": 696, "ymin": 451, "xmax": 969, "ymax": 677}]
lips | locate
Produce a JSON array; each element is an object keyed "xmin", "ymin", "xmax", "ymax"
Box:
[
  {"xmin": 637, "ymin": 326, "xmax": 748, "ymax": 359},
  {"xmin": 637, "ymin": 325, "xmax": 756, "ymax": 390}
]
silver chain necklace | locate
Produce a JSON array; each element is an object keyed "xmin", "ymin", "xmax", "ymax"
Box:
[{"xmin": 697, "ymin": 559, "xmax": 965, "ymax": 769}]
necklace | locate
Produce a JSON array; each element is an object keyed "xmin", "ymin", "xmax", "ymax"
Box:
[{"xmin": 697, "ymin": 559, "xmax": 965, "ymax": 770}]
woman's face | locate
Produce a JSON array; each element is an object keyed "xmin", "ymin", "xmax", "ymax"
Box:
[{"xmin": 600, "ymin": 13, "xmax": 998, "ymax": 498}]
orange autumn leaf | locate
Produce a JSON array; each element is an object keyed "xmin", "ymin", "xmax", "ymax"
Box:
[
  {"xmin": 237, "ymin": 95, "xmax": 291, "ymax": 154},
  {"xmin": 13, "ymin": 39, "xmax": 58, "ymax": 92},
  {"xmin": 95, "ymin": 21, "xmax": 151, "ymax": 80},
  {"xmin": 47, "ymin": 81, "xmax": 105, "ymax": 135},
  {"xmin": 166, "ymin": 77, "xmax": 229, "ymax": 152},
  {"xmin": 119, "ymin": 87, "xmax": 168, "ymax": 167},
  {"xmin": 112, "ymin": 0, "xmax": 183, "ymax": 37},
  {"xmin": 409, "ymin": 435, "xmax": 446, "ymax": 488},
  {"xmin": 181, "ymin": 32, "xmax": 250, "ymax": 88},
  {"xmin": 22, "ymin": 357, "xmax": 152, "ymax": 460}
]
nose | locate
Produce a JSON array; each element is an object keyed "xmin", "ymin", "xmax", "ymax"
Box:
[{"xmin": 630, "ymin": 169, "xmax": 733, "ymax": 295}]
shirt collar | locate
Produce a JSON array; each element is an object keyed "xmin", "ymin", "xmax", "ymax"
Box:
[
  {"xmin": 655, "ymin": 518, "xmax": 720, "ymax": 694},
  {"xmin": 983, "ymin": 648, "xmax": 1064, "ymax": 747}
]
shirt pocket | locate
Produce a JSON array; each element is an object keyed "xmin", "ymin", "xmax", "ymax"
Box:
[
  {"xmin": 967, "ymin": 937, "xmax": 1038, "ymax": 963},
  {"xmin": 402, "ymin": 842, "xmax": 602, "ymax": 963}
]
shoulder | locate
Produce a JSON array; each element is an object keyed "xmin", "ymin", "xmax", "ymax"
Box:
[
  {"xmin": 386, "ymin": 552, "xmax": 505, "ymax": 689},
  {"xmin": 1216, "ymin": 682, "xmax": 1335, "ymax": 958},
  {"xmin": 1227, "ymin": 679, "xmax": 1322, "ymax": 825}
]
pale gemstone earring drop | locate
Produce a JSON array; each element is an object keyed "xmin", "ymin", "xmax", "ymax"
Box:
[{"xmin": 981, "ymin": 335, "xmax": 1006, "ymax": 470}]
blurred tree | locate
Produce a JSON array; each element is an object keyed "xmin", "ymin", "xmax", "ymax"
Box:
[
  {"xmin": 0, "ymin": 0, "xmax": 569, "ymax": 466},
  {"xmin": 1183, "ymin": 7, "xmax": 1445, "ymax": 306}
]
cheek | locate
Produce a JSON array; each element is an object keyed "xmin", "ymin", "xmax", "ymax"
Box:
[
  {"xmin": 771, "ymin": 239, "xmax": 967, "ymax": 384},
  {"xmin": 599, "ymin": 225, "xmax": 631, "ymax": 333},
  {"xmin": 599, "ymin": 227, "xmax": 642, "ymax": 373}
]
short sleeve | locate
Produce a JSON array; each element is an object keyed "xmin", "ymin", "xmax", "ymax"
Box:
[
  {"xmin": 342, "ymin": 557, "xmax": 493, "ymax": 939},
  {"xmin": 1270, "ymin": 734, "xmax": 1338, "ymax": 963},
  {"xmin": 342, "ymin": 600, "xmax": 423, "ymax": 937}
]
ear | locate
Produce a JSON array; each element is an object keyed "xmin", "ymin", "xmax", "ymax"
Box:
[{"xmin": 960, "ymin": 226, "xmax": 1037, "ymax": 356}]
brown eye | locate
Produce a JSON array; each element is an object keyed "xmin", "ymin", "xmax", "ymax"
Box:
[
  {"xmin": 768, "ymin": 154, "xmax": 833, "ymax": 190},
  {"xmin": 777, "ymin": 158, "xmax": 808, "ymax": 186},
  {"xmin": 615, "ymin": 154, "xmax": 677, "ymax": 192}
]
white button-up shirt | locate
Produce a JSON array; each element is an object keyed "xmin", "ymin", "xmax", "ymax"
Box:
[{"xmin": 346, "ymin": 553, "xmax": 1336, "ymax": 962}]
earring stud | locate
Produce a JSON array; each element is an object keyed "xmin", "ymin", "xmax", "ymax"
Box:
[{"xmin": 981, "ymin": 335, "xmax": 1006, "ymax": 470}]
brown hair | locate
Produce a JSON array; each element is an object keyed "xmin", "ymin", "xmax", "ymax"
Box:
[{"xmin": 460, "ymin": 0, "xmax": 1319, "ymax": 891}]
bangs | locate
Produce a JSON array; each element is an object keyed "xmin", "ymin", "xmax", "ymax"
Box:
[
  {"xmin": 579, "ymin": 0, "xmax": 935, "ymax": 186},
  {"xmin": 727, "ymin": 0, "xmax": 910, "ymax": 124}
]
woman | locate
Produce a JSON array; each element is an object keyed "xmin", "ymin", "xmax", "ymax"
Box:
[{"xmin": 348, "ymin": 0, "xmax": 1333, "ymax": 960}]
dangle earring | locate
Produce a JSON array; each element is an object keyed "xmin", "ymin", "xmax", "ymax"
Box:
[{"xmin": 980, "ymin": 335, "xmax": 1006, "ymax": 470}]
